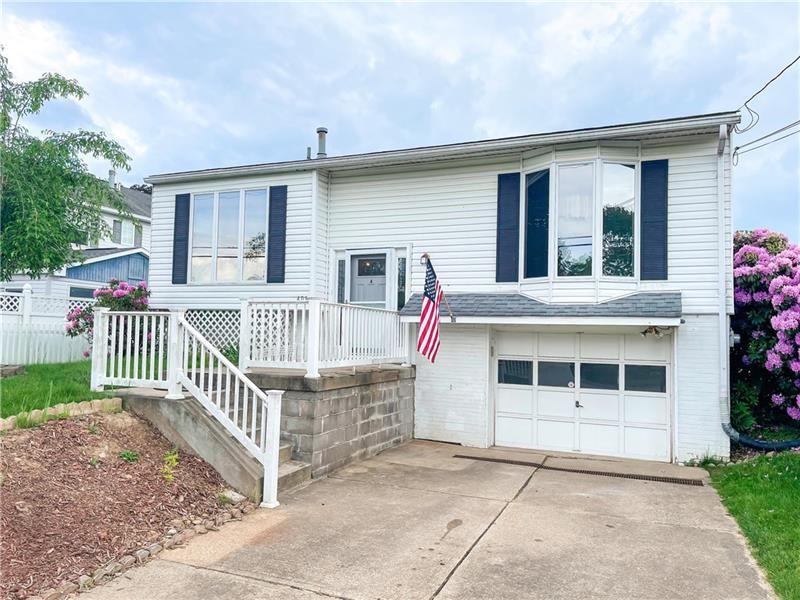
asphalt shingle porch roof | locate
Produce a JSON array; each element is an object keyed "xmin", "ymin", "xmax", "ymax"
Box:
[{"xmin": 398, "ymin": 292, "xmax": 682, "ymax": 319}]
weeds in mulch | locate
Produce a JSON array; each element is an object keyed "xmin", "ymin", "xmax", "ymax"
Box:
[
  {"xmin": 160, "ymin": 449, "xmax": 180, "ymax": 483},
  {"xmin": 118, "ymin": 450, "xmax": 140, "ymax": 463},
  {"xmin": 216, "ymin": 492, "xmax": 233, "ymax": 506},
  {"xmin": 0, "ymin": 412, "xmax": 226, "ymax": 599}
]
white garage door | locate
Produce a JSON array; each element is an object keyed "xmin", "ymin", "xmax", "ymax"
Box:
[{"xmin": 494, "ymin": 332, "xmax": 671, "ymax": 461}]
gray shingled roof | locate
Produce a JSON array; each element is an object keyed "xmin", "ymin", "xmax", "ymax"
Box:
[
  {"xmin": 81, "ymin": 247, "xmax": 141, "ymax": 260},
  {"xmin": 120, "ymin": 186, "xmax": 151, "ymax": 218},
  {"xmin": 398, "ymin": 292, "xmax": 682, "ymax": 319}
]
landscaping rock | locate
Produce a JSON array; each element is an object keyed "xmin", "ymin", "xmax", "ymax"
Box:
[
  {"xmin": 231, "ymin": 508, "xmax": 242, "ymax": 519},
  {"xmin": 106, "ymin": 561, "xmax": 122, "ymax": 575},
  {"xmin": 30, "ymin": 409, "xmax": 44, "ymax": 423},
  {"xmin": 79, "ymin": 400, "xmax": 93, "ymax": 415},
  {"xmin": 194, "ymin": 524, "xmax": 208, "ymax": 534},
  {"xmin": 77, "ymin": 575, "xmax": 93, "ymax": 590},
  {"xmin": 119, "ymin": 555, "xmax": 136, "ymax": 570},
  {"xmin": 134, "ymin": 549, "xmax": 150, "ymax": 563},
  {"xmin": 163, "ymin": 536, "xmax": 176, "ymax": 549},
  {"xmin": 39, "ymin": 588, "xmax": 60, "ymax": 600},
  {"xmin": 90, "ymin": 400, "xmax": 104, "ymax": 412},
  {"xmin": 147, "ymin": 542, "xmax": 163, "ymax": 556},
  {"xmin": 167, "ymin": 527, "xmax": 178, "ymax": 536},
  {"xmin": 220, "ymin": 489, "xmax": 246, "ymax": 504},
  {"xmin": 58, "ymin": 581, "xmax": 78, "ymax": 595}
]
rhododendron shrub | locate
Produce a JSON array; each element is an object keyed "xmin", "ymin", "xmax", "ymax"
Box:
[
  {"xmin": 731, "ymin": 229, "xmax": 800, "ymax": 425},
  {"xmin": 66, "ymin": 280, "xmax": 151, "ymax": 349}
]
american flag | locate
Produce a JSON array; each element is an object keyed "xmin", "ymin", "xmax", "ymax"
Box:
[{"xmin": 417, "ymin": 259, "xmax": 443, "ymax": 363}]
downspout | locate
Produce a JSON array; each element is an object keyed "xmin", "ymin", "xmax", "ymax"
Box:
[{"xmin": 718, "ymin": 124, "xmax": 800, "ymax": 451}]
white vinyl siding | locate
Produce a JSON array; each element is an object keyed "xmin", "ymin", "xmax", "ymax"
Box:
[
  {"xmin": 674, "ymin": 314, "xmax": 729, "ymax": 460},
  {"xmin": 328, "ymin": 155, "xmax": 519, "ymax": 296},
  {"xmin": 414, "ymin": 324, "xmax": 491, "ymax": 447},
  {"xmin": 148, "ymin": 172, "xmax": 313, "ymax": 309}
]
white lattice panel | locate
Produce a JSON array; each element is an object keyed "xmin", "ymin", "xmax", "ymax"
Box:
[
  {"xmin": 68, "ymin": 298, "xmax": 96, "ymax": 313},
  {"xmin": 0, "ymin": 293, "xmax": 21, "ymax": 314},
  {"xmin": 30, "ymin": 295, "xmax": 71, "ymax": 316},
  {"xmin": 185, "ymin": 309, "xmax": 241, "ymax": 350}
]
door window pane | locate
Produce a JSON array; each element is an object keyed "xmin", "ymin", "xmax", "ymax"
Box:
[
  {"xmin": 538, "ymin": 361, "xmax": 575, "ymax": 387},
  {"xmin": 581, "ymin": 363, "xmax": 619, "ymax": 390},
  {"xmin": 397, "ymin": 257, "xmax": 407, "ymax": 310},
  {"xmin": 625, "ymin": 365, "xmax": 666, "ymax": 393},
  {"xmin": 216, "ymin": 191, "xmax": 240, "ymax": 282},
  {"xmin": 358, "ymin": 258, "xmax": 385, "ymax": 276},
  {"xmin": 602, "ymin": 164, "xmax": 635, "ymax": 277},
  {"xmin": 498, "ymin": 360, "xmax": 533, "ymax": 385},
  {"xmin": 557, "ymin": 164, "xmax": 593, "ymax": 276},
  {"xmin": 243, "ymin": 189, "xmax": 267, "ymax": 281},
  {"xmin": 191, "ymin": 193, "xmax": 213, "ymax": 282}
]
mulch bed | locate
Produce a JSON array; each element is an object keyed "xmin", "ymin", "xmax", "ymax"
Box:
[{"xmin": 0, "ymin": 412, "xmax": 227, "ymax": 599}]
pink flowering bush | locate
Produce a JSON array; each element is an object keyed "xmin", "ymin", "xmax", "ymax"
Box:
[
  {"xmin": 66, "ymin": 279, "xmax": 150, "ymax": 344},
  {"xmin": 731, "ymin": 229, "xmax": 800, "ymax": 427}
]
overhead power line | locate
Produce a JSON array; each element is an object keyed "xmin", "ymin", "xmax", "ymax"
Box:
[
  {"xmin": 735, "ymin": 54, "xmax": 800, "ymax": 134},
  {"xmin": 733, "ymin": 120, "xmax": 800, "ymax": 164}
]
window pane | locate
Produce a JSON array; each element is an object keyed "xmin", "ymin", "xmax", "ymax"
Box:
[
  {"xmin": 244, "ymin": 189, "xmax": 267, "ymax": 281},
  {"xmin": 216, "ymin": 191, "xmax": 240, "ymax": 282},
  {"xmin": 337, "ymin": 259, "xmax": 346, "ymax": 303},
  {"xmin": 557, "ymin": 164, "xmax": 594, "ymax": 276},
  {"xmin": 191, "ymin": 194, "xmax": 213, "ymax": 282},
  {"xmin": 581, "ymin": 363, "xmax": 619, "ymax": 390},
  {"xmin": 498, "ymin": 360, "xmax": 533, "ymax": 385},
  {"xmin": 358, "ymin": 258, "xmax": 385, "ymax": 276},
  {"xmin": 121, "ymin": 221, "xmax": 135, "ymax": 246},
  {"xmin": 397, "ymin": 257, "xmax": 406, "ymax": 310},
  {"xmin": 625, "ymin": 365, "xmax": 666, "ymax": 393},
  {"xmin": 538, "ymin": 361, "xmax": 575, "ymax": 387},
  {"xmin": 602, "ymin": 164, "xmax": 635, "ymax": 277}
]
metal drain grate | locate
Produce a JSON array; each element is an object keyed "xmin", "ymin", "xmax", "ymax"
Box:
[{"xmin": 453, "ymin": 454, "xmax": 704, "ymax": 487}]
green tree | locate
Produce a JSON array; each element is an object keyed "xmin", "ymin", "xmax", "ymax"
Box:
[{"xmin": 0, "ymin": 52, "xmax": 132, "ymax": 280}]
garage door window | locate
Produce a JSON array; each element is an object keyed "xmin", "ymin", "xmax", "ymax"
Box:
[
  {"xmin": 498, "ymin": 360, "xmax": 533, "ymax": 385},
  {"xmin": 538, "ymin": 361, "xmax": 575, "ymax": 387},
  {"xmin": 580, "ymin": 363, "xmax": 619, "ymax": 390},
  {"xmin": 624, "ymin": 365, "xmax": 666, "ymax": 393}
]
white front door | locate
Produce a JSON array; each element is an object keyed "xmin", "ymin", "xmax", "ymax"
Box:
[
  {"xmin": 349, "ymin": 254, "xmax": 387, "ymax": 309},
  {"xmin": 494, "ymin": 332, "xmax": 671, "ymax": 461}
]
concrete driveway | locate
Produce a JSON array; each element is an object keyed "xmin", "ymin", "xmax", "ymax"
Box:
[{"xmin": 86, "ymin": 441, "xmax": 774, "ymax": 600}]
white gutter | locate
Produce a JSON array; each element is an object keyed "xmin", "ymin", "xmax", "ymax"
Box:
[{"xmin": 146, "ymin": 112, "xmax": 741, "ymax": 185}]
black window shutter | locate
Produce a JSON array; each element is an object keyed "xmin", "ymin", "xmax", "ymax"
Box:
[
  {"xmin": 267, "ymin": 185, "xmax": 288, "ymax": 283},
  {"xmin": 496, "ymin": 173, "xmax": 521, "ymax": 282},
  {"xmin": 171, "ymin": 194, "xmax": 190, "ymax": 284},
  {"xmin": 524, "ymin": 169, "xmax": 549, "ymax": 278},
  {"xmin": 640, "ymin": 160, "xmax": 669, "ymax": 280}
]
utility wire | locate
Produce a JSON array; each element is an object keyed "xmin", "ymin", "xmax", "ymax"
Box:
[
  {"xmin": 735, "ymin": 54, "xmax": 800, "ymax": 134},
  {"xmin": 733, "ymin": 123, "xmax": 800, "ymax": 165}
]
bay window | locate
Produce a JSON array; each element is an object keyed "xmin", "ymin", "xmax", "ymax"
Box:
[
  {"xmin": 601, "ymin": 163, "xmax": 635, "ymax": 277},
  {"xmin": 190, "ymin": 189, "xmax": 269, "ymax": 283},
  {"xmin": 556, "ymin": 163, "xmax": 594, "ymax": 277}
]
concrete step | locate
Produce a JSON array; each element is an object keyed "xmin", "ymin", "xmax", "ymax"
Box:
[
  {"xmin": 279, "ymin": 441, "xmax": 292, "ymax": 465},
  {"xmin": 278, "ymin": 460, "xmax": 312, "ymax": 492}
]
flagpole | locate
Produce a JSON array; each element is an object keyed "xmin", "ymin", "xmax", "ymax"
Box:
[{"xmin": 420, "ymin": 252, "xmax": 456, "ymax": 323}]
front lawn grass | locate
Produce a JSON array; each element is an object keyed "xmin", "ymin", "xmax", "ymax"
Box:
[
  {"xmin": 708, "ymin": 452, "xmax": 800, "ymax": 599},
  {"xmin": 0, "ymin": 361, "xmax": 111, "ymax": 418}
]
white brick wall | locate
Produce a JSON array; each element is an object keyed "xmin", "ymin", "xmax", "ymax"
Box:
[{"xmin": 414, "ymin": 324, "xmax": 490, "ymax": 447}]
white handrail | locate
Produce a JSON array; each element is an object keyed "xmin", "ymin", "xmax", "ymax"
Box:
[{"xmin": 176, "ymin": 316, "xmax": 283, "ymax": 508}]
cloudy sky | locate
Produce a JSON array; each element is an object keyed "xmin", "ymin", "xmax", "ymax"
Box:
[{"xmin": 2, "ymin": 2, "xmax": 798, "ymax": 237}]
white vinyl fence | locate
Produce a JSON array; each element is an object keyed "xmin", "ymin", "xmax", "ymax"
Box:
[{"xmin": 0, "ymin": 285, "xmax": 94, "ymax": 365}]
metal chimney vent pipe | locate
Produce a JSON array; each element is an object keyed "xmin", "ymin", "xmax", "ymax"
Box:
[{"xmin": 316, "ymin": 127, "xmax": 328, "ymax": 158}]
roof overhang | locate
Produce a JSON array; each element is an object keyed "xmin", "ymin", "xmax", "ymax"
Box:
[{"xmin": 146, "ymin": 111, "xmax": 741, "ymax": 185}]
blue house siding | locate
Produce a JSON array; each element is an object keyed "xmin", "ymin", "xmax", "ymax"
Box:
[{"xmin": 66, "ymin": 252, "xmax": 149, "ymax": 284}]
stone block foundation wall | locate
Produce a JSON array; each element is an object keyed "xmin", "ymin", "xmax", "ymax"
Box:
[{"xmin": 249, "ymin": 366, "xmax": 415, "ymax": 478}]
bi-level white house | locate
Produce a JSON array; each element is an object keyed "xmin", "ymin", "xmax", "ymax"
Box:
[{"xmin": 144, "ymin": 111, "xmax": 739, "ymax": 464}]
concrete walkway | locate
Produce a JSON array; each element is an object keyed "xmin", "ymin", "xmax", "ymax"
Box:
[{"xmin": 86, "ymin": 441, "xmax": 774, "ymax": 600}]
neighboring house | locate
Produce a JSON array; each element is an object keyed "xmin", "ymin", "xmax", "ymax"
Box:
[
  {"xmin": 144, "ymin": 111, "xmax": 739, "ymax": 463},
  {"xmin": 5, "ymin": 171, "xmax": 151, "ymax": 298}
]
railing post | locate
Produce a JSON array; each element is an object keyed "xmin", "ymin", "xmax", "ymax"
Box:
[
  {"xmin": 239, "ymin": 300, "xmax": 251, "ymax": 371},
  {"xmin": 165, "ymin": 310, "xmax": 185, "ymax": 400},
  {"xmin": 305, "ymin": 299, "xmax": 321, "ymax": 378},
  {"xmin": 90, "ymin": 307, "xmax": 109, "ymax": 390},
  {"xmin": 21, "ymin": 283, "xmax": 32, "ymax": 325},
  {"xmin": 261, "ymin": 389, "xmax": 284, "ymax": 509}
]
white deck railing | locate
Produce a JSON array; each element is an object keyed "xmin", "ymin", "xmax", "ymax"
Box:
[
  {"xmin": 90, "ymin": 309, "xmax": 284, "ymax": 508},
  {"xmin": 240, "ymin": 300, "xmax": 408, "ymax": 376}
]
